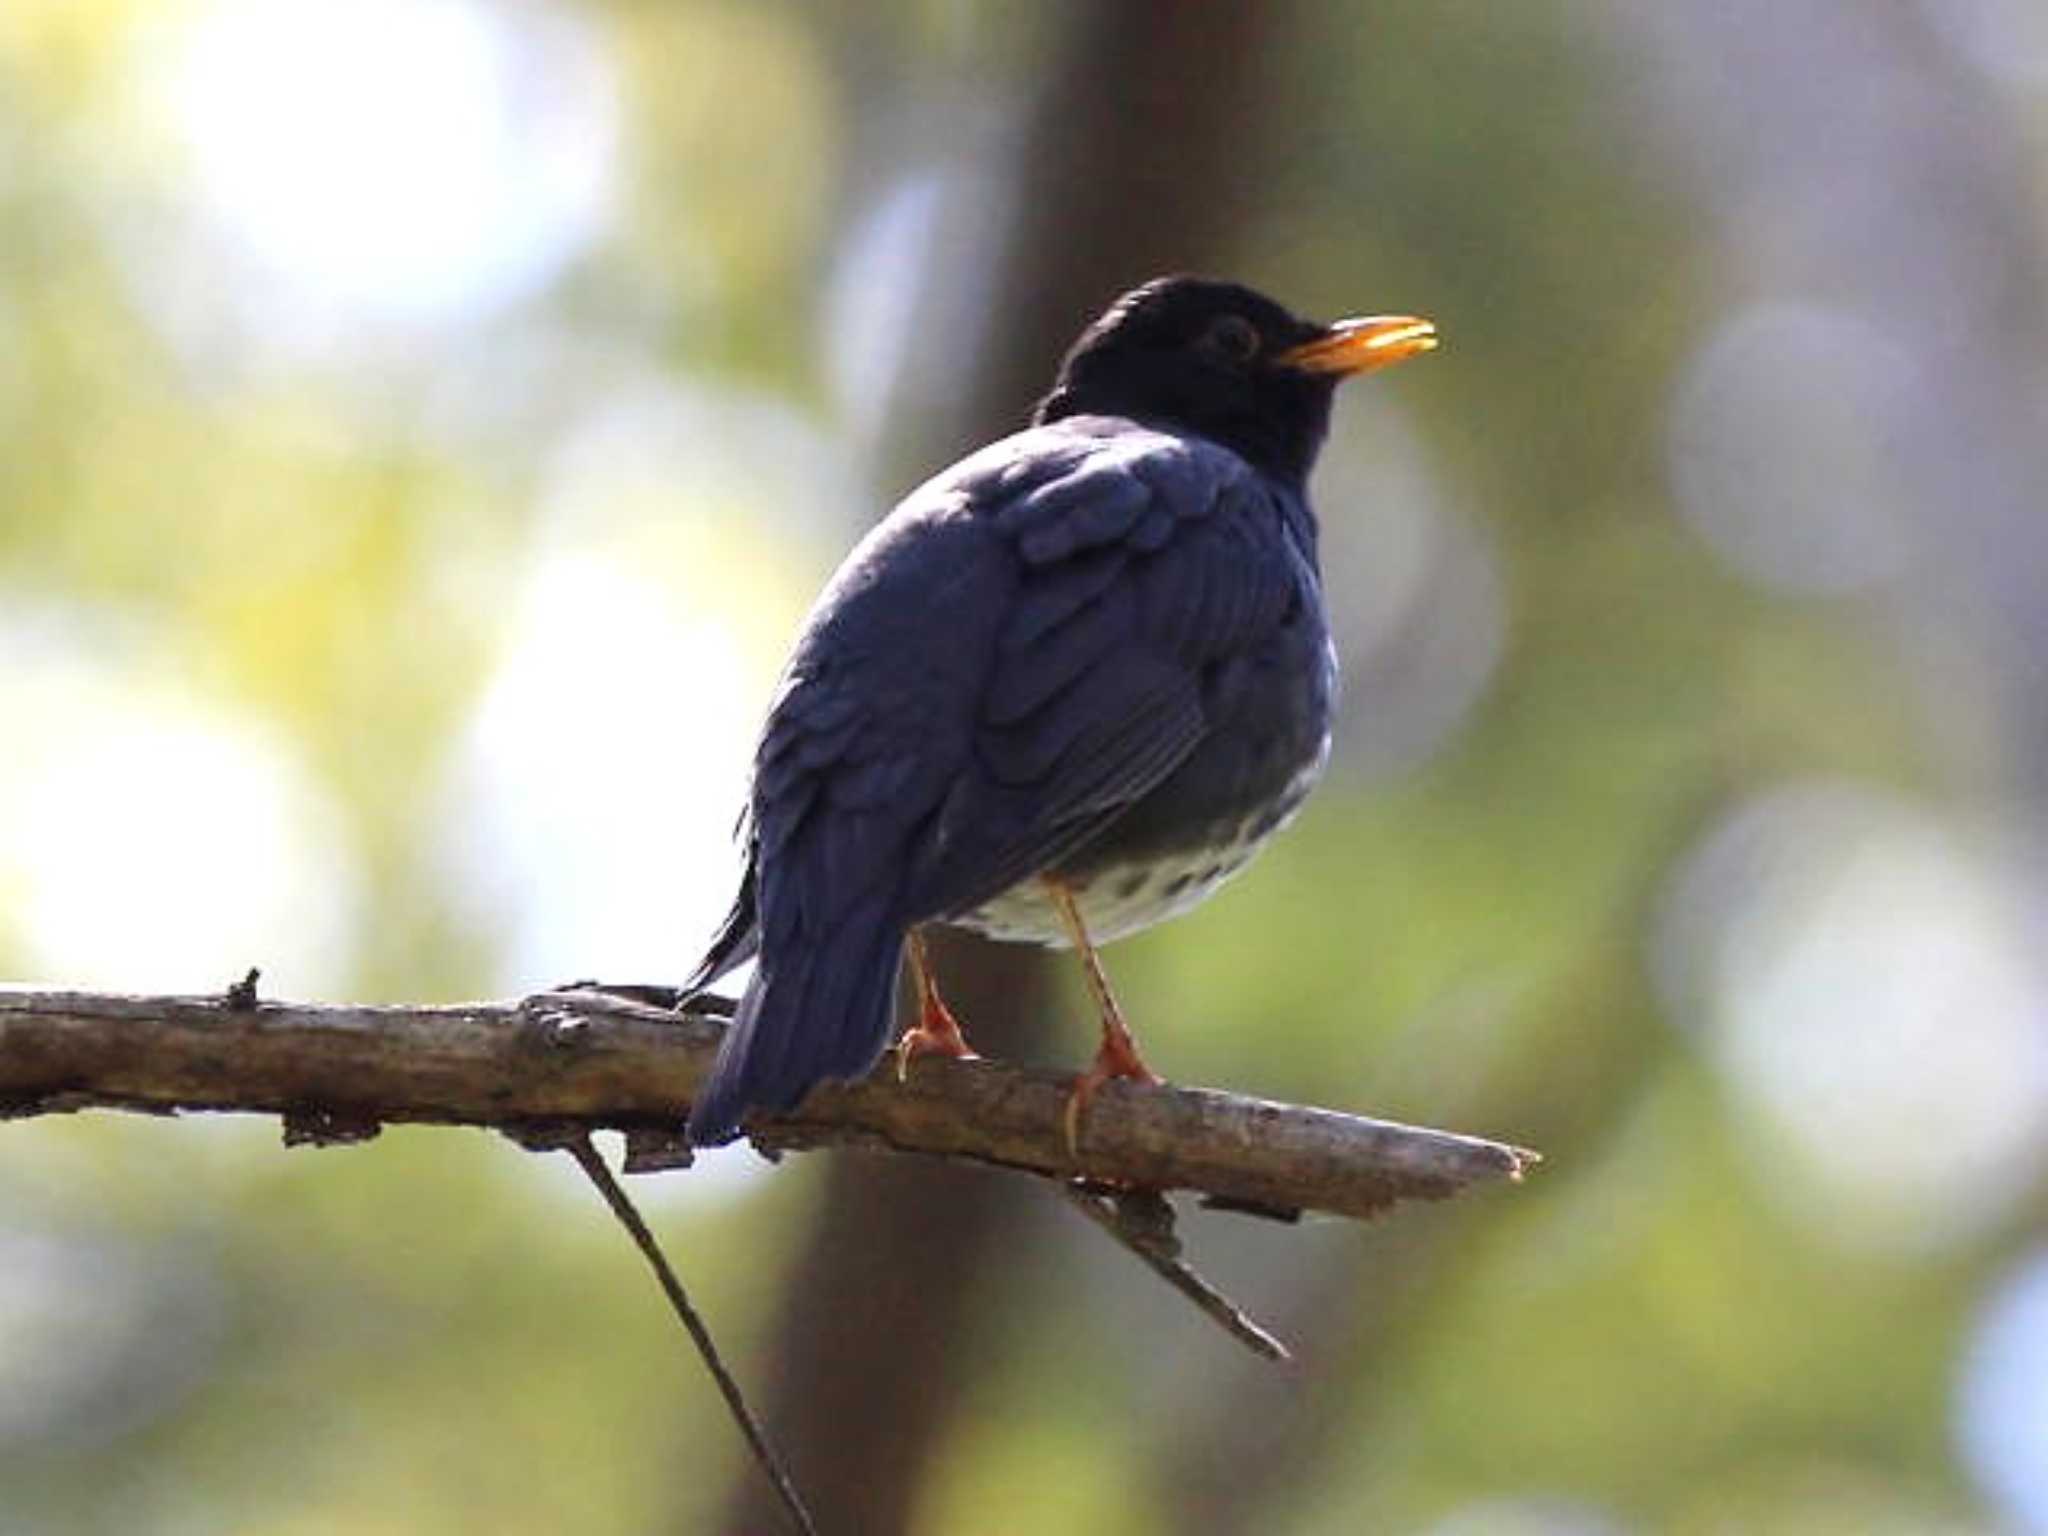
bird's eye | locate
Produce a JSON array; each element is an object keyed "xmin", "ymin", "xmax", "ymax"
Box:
[{"xmin": 1201, "ymin": 314, "xmax": 1261, "ymax": 364}]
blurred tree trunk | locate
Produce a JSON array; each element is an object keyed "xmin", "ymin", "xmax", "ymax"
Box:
[{"xmin": 719, "ymin": 6, "xmax": 1297, "ymax": 1532}]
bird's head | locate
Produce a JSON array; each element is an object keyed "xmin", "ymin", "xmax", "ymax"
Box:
[{"xmin": 1035, "ymin": 276, "xmax": 1437, "ymax": 487}]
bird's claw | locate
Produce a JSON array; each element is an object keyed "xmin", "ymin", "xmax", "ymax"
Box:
[
  {"xmin": 893, "ymin": 999, "xmax": 980, "ymax": 1082},
  {"xmin": 1061, "ymin": 1039, "xmax": 1162, "ymax": 1159}
]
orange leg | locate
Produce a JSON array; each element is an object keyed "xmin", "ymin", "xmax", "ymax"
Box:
[
  {"xmin": 895, "ymin": 928, "xmax": 979, "ymax": 1078},
  {"xmin": 1045, "ymin": 878, "xmax": 1160, "ymax": 1155}
]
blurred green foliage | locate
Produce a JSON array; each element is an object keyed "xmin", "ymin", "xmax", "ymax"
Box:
[{"xmin": 2, "ymin": 1, "xmax": 2042, "ymax": 1532}]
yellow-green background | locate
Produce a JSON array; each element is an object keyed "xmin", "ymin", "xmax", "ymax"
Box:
[{"xmin": 4, "ymin": 2, "xmax": 2046, "ymax": 1532}]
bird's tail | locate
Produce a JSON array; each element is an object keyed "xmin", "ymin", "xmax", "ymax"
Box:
[
  {"xmin": 681, "ymin": 866, "xmax": 760, "ymax": 999},
  {"xmin": 685, "ymin": 891, "xmax": 905, "ymax": 1146}
]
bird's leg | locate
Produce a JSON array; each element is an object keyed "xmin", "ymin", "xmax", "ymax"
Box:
[
  {"xmin": 895, "ymin": 927, "xmax": 979, "ymax": 1078},
  {"xmin": 1045, "ymin": 878, "xmax": 1161, "ymax": 1155}
]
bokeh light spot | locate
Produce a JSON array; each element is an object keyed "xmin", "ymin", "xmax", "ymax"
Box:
[
  {"xmin": 1959, "ymin": 1248, "xmax": 2048, "ymax": 1534},
  {"xmin": 1655, "ymin": 781, "xmax": 2048, "ymax": 1250},
  {"xmin": 1923, "ymin": 0, "xmax": 2048, "ymax": 86},
  {"xmin": 0, "ymin": 613, "xmax": 365, "ymax": 994},
  {"xmin": 1317, "ymin": 400, "xmax": 1502, "ymax": 780},
  {"xmin": 0, "ymin": 1224, "xmax": 224, "ymax": 1452},
  {"xmin": 1667, "ymin": 304, "xmax": 1916, "ymax": 596},
  {"xmin": 155, "ymin": 0, "xmax": 615, "ymax": 341},
  {"xmin": 441, "ymin": 550, "xmax": 756, "ymax": 987}
]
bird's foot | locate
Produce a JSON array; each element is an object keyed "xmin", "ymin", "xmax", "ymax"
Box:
[
  {"xmin": 894, "ymin": 995, "xmax": 980, "ymax": 1081},
  {"xmin": 898, "ymin": 928, "xmax": 979, "ymax": 1080},
  {"xmin": 1062, "ymin": 1030, "xmax": 1162, "ymax": 1158}
]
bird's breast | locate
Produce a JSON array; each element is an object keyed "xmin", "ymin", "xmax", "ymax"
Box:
[{"xmin": 952, "ymin": 722, "xmax": 1330, "ymax": 948}]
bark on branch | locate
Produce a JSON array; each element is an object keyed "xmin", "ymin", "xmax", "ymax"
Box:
[{"xmin": 0, "ymin": 984, "xmax": 1534, "ymax": 1222}]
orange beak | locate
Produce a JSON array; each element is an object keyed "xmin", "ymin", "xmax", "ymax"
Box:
[{"xmin": 1278, "ymin": 315, "xmax": 1439, "ymax": 376}]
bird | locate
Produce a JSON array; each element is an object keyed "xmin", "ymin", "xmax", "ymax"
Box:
[{"xmin": 683, "ymin": 275, "xmax": 1437, "ymax": 1148}]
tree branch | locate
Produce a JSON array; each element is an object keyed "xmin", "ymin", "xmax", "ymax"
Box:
[{"xmin": 0, "ymin": 984, "xmax": 1535, "ymax": 1222}]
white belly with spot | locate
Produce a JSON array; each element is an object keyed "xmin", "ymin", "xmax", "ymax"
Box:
[
  {"xmin": 950, "ymin": 744, "xmax": 1326, "ymax": 946},
  {"xmin": 952, "ymin": 842, "xmax": 1258, "ymax": 947}
]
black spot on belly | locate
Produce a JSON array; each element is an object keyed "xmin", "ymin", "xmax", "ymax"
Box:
[
  {"xmin": 1199, "ymin": 863, "xmax": 1223, "ymax": 884},
  {"xmin": 1115, "ymin": 870, "xmax": 1147, "ymax": 899},
  {"xmin": 1164, "ymin": 872, "xmax": 1194, "ymax": 897},
  {"xmin": 1250, "ymin": 805, "xmax": 1286, "ymax": 839}
]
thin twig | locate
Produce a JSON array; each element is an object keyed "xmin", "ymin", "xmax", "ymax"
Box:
[
  {"xmin": 1061, "ymin": 1181, "xmax": 1291, "ymax": 1362},
  {"xmin": 562, "ymin": 1136, "xmax": 819, "ymax": 1536}
]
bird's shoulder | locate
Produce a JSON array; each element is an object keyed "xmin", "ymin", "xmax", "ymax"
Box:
[
  {"xmin": 915, "ymin": 415, "xmax": 1280, "ymax": 564},
  {"xmin": 782, "ymin": 418, "xmax": 1284, "ymax": 663}
]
